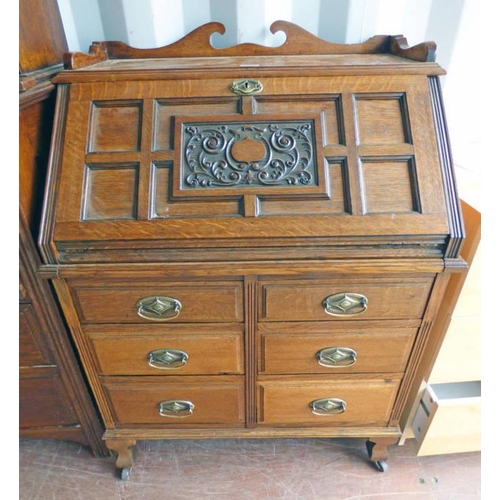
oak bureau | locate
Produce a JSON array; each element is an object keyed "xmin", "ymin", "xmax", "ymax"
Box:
[{"xmin": 38, "ymin": 22, "xmax": 465, "ymax": 479}]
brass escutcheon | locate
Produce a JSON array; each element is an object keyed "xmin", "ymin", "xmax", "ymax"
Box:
[{"xmin": 230, "ymin": 79, "xmax": 263, "ymax": 95}]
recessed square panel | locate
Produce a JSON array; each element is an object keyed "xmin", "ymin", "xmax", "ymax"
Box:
[
  {"xmin": 153, "ymin": 99, "xmax": 238, "ymax": 151},
  {"xmin": 355, "ymin": 94, "xmax": 410, "ymax": 145},
  {"xmin": 89, "ymin": 101, "xmax": 142, "ymax": 152},
  {"xmin": 82, "ymin": 164, "xmax": 139, "ymax": 220},
  {"xmin": 360, "ymin": 157, "xmax": 420, "ymax": 214},
  {"xmin": 255, "ymin": 96, "xmax": 344, "ymax": 146},
  {"xmin": 260, "ymin": 159, "xmax": 349, "ymax": 216},
  {"xmin": 151, "ymin": 162, "xmax": 240, "ymax": 218}
]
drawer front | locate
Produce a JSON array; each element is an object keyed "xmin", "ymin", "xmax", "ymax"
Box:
[
  {"xmin": 259, "ymin": 322, "xmax": 418, "ymax": 374},
  {"xmin": 260, "ymin": 278, "xmax": 433, "ymax": 321},
  {"xmin": 19, "ymin": 372, "xmax": 79, "ymax": 428},
  {"xmin": 86, "ymin": 324, "xmax": 244, "ymax": 375},
  {"xmin": 103, "ymin": 376, "xmax": 245, "ymax": 426},
  {"xmin": 70, "ymin": 281, "xmax": 243, "ymax": 324},
  {"xmin": 258, "ymin": 376, "xmax": 401, "ymax": 426}
]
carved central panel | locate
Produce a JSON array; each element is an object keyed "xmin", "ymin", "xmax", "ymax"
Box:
[{"xmin": 181, "ymin": 120, "xmax": 318, "ymax": 189}]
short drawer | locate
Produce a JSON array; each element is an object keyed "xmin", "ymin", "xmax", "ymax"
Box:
[
  {"xmin": 258, "ymin": 375, "xmax": 401, "ymax": 426},
  {"xmin": 259, "ymin": 321, "xmax": 418, "ymax": 374},
  {"xmin": 69, "ymin": 280, "xmax": 243, "ymax": 324},
  {"xmin": 260, "ymin": 278, "xmax": 433, "ymax": 321},
  {"xmin": 102, "ymin": 375, "xmax": 245, "ymax": 426},
  {"xmin": 86, "ymin": 324, "xmax": 244, "ymax": 375}
]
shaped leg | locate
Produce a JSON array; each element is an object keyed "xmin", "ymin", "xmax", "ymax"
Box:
[
  {"xmin": 105, "ymin": 439, "xmax": 137, "ymax": 480},
  {"xmin": 366, "ymin": 436, "xmax": 399, "ymax": 472}
]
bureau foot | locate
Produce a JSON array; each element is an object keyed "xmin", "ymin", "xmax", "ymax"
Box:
[
  {"xmin": 105, "ymin": 439, "xmax": 137, "ymax": 480},
  {"xmin": 366, "ymin": 437, "xmax": 399, "ymax": 472}
]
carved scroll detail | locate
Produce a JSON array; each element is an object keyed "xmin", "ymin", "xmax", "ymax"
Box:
[
  {"xmin": 63, "ymin": 43, "xmax": 107, "ymax": 70},
  {"xmin": 182, "ymin": 121, "xmax": 317, "ymax": 189}
]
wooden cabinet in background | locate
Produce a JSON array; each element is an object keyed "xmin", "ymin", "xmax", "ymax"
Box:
[
  {"xmin": 408, "ymin": 200, "xmax": 481, "ymax": 456},
  {"xmin": 37, "ymin": 22, "xmax": 466, "ymax": 478},
  {"xmin": 19, "ymin": 0, "xmax": 106, "ymax": 455}
]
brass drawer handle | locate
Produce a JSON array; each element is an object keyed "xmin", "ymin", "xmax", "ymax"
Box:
[
  {"xmin": 322, "ymin": 292, "xmax": 368, "ymax": 316},
  {"xmin": 136, "ymin": 296, "xmax": 182, "ymax": 321},
  {"xmin": 157, "ymin": 400, "xmax": 194, "ymax": 418},
  {"xmin": 147, "ymin": 349, "xmax": 189, "ymax": 370},
  {"xmin": 316, "ymin": 347, "xmax": 357, "ymax": 367},
  {"xmin": 309, "ymin": 398, "xmax": 346, "ymax": 416}
]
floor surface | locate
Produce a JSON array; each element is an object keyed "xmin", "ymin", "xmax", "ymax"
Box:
[{"xmin": 19, "ymin": 437, "xmax": 481, "ymax": 500}]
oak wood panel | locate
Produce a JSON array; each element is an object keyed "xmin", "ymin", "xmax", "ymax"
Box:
[
  {"xmin": 19, "ymin": 371, "xmax": 78, "ymax": 428},
  {"xmin": 52, "ymin": 243, "xmax": 447, "ymax": 265},
  {"xmin": 70, "ymin": 280, "xmax": 244, "ymax": 324},
  {"xmin": 82, "ymin": 163, "xmax": 139, "ymax": 220},
  {"xmin": 58, "ymin": 55, "xmax": 444, "ymax": 82},
  {"xmin": 103, "ymin": 425, "xmax": 401, "ymax": 442},
  {"xmin": 255, "ymin": 95, "xmax": 343, "ymax": 146},
  {"xmin": 88, "ymin": 100, "xmax": 142, "ymax": 152},
  {"xmin": 154, "ymin": 98, "xmax": 239, "ymax": 150},
  {"xmin": 428, "ymin": 77, "xmax": 465, "ymax": 259},
  {"xmin": 19, "ymin": 0, "xmax": 67, "ymax": 73},
  {"xmin": 19, "ymin": 0, "xmax": 104, "ymax": 448},
  {"xmin": 360, "ymin": 157, "xmax": 420, "ymax": 214},
  {"xmin": 354, "ymin": 94, "xmax": 410, "ymax": 145},
  {"xmin": 259, "ymin": 321, "xmax": 418, "ymax": 374},
  {"xmin": 152, "ymin": 164, "xmax": 241, "ymax": 218},
  {"xmin": 400, "ymin": 201, "xmax": 480, "ymax": 436},
  {"xmin": 64, "ymin": 75, "xmax": 433, "ymax": 100},
  {"xmin": 391, "ymin": 272, "xmax": 452, "ymax": 427},
  {"xmin": 244, "ymin": 276, "xmax": 259, "ymax": 427},
  {"xmin": 259, "ymin": 277, "xmax": 433, "ymax": 321},
  {"xmin": 19, "ymin": 97, "xmax": 55, "ymax": 237},
  {"xmin": 43, "ymin": 73, "xmax": 451, "ymax": 261},
  {"xmin": 170, "ymin": 112, "xmax": 328, "ymax": 199},
  {"xmin": 63, "ymin": 22, "xmax": 436, "ymax": 67},
  {"xmin": 257, "ymin": 375, "xmax": 401, "ymax": 426},
  {"xmin": 103, "ymin": 376, "xmax": 245, "ymax": 426},
  {"xmin": 44, "ymin": 259, "xmax": 446, "ymax": 279},
  {"xmin": 52, "ymin": 215, "xmax": 450, "ymax": 242},
  {"xmin": 86, "ymin": 324, "xmax": 244, "ymax": 375},
  {"xmin": 19, "ymin": 216, "xmax": 107, "ymax": 454},
  {"xmin": 20, "ymin": 425, "xmax": 91, "ymax": 444},
  {"xmin": 19, "ymin": 303, "xmax": 53, "ymax": 366}
]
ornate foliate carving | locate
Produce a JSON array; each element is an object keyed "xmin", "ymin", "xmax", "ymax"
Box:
[{"xmin": 182, "ymin": 121, "xmax": 318, "ymax": 188}]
